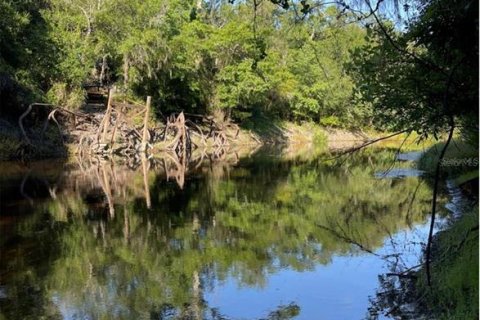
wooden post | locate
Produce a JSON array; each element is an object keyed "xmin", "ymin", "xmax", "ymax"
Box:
[
  {"xmin": 141, "ymin": 96, "xmax": 152, "ymax": 152},
  {"xmin": 101, "ymin": 88, "xmax": 114, "ymax": 143},
  {"xmin": 110, "ymin": 108, "xmax": 123, "ymax": 152}
]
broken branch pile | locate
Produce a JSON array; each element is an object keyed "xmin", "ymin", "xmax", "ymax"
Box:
[{"xmin": 19, "ymin": 89, "xmax": 256, "ymax": 161}]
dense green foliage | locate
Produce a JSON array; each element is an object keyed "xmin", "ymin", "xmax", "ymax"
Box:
[
  {"xmin": 352, "ymin": 0, "xmax": 478, "ymax": 139},
  {"xmin": 0, "ymin": 0, "xmax": 370, "ymax": 126},
  {"xmin": 0, "ymin": 0, "xmax": 477, "ymax": 131},
  {"xmin": 1, "ymin": 0, "xmax": 476, "ymax": 135},
  {"xmin": 0, "ymin": 1, "xmax": 56, "ymax": 115},
  {"xmin": 0, "ymin": 0, "xmax": 478, "ymax": 318}
]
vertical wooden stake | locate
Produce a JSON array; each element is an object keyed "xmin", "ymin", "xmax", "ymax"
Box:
[
  {"xmin": 110, "ymin": 108, "xmax": 123, "ymax": 152},
  {"xmin": 101, "ymin": 88, "xmax": 114, "ymax": 143},
  {"xmin": 142, "ymin": 96, "xmax": 152, "ymax": 152}
]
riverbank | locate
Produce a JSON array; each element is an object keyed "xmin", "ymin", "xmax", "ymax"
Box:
[
  {"xmin": 416, "ymin": 204, "xmax": 478, "ymax": 319},
  {"xmin": 0, "ymin": 119, "xmax": 67, "ymax": 161},
  {"xmin": 415, "ymin": 140, "xmax": 478, "ymax": 319},
  {"xmin": 0, "ymin": 108, "xmax": 373, "ymax": 162},
  {"xmin": 417, "ymin": 139, "xmax": 478, "ymax": 180}
]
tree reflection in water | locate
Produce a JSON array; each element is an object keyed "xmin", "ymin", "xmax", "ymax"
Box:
[{"xmin": 0, "ymin": 147, "xmax": 433, "ymax": 319}]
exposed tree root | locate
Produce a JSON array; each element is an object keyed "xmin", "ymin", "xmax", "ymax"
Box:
[{"xmin": 18, "ymin": 93, "xmax": 258, "ymax": 162}]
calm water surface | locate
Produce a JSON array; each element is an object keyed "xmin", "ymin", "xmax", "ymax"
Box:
[{"xmin": 0, "ymin": 147, "xmax": 440, "ymax": 319}]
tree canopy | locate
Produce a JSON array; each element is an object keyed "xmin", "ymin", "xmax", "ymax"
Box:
[
  {"xmin": 0, "ymin": 0, "xmax": 477, "ymax": 136},
  {"xmin": 1, "ymin": 0, "xmax": 372, "ymax": 127},
  {"xmin": 351, "ymin": 0, "xmax": 478, "ymax": 139}
]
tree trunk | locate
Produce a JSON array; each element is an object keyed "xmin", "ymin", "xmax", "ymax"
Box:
[
  {"xmin": 99, "ymin": 55, "xmax": 108, "ymax": 86},
  {"xmin": 123, "ymin": 55, "xmax": 129, "ymax": 88}
]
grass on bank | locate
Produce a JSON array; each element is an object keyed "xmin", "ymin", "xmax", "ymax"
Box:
[
  {"xmin": 412, "ymin": 138, "xmax": 479, "ymax": 319},
  {"xmin": 241, "ymin": 114, "xmax": 325, "ymax": 144},
  {"xmin": 415, "ymin": 205, "xmax": 479, "ymax": 319}
]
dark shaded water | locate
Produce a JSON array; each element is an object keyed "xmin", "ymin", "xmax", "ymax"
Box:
[{"xmin": 0, "ymin": 147, "xmax": 443, "ymax": 319}]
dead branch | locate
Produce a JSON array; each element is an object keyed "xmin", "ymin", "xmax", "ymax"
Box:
[{"xmin": 19, "ymin": 103, "xmax": 53, "ymax": 144}]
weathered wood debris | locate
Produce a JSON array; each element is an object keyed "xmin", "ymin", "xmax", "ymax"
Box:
[{"xmin": 19, "ymin": 89, "xmax": 249, "ymax": 161}]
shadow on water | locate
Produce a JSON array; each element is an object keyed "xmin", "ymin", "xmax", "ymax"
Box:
[{"xmin": 0, "ymin": 145, "xmax": 440, "ymax": 319}]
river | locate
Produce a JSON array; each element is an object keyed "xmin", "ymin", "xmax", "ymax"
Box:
[{"xmin": 0, "ymin": 145, "xmax": 449, "ymax": 319}]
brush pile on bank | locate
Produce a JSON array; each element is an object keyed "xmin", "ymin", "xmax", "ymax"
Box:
[{"xmin": 12, "ymin": 89, "xmax": 260, "ymax": 161}]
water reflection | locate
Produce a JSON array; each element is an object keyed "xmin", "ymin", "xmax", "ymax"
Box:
[{"xmin": 0, "ymin": 147, "xmax": 433, "ymax": 319}]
